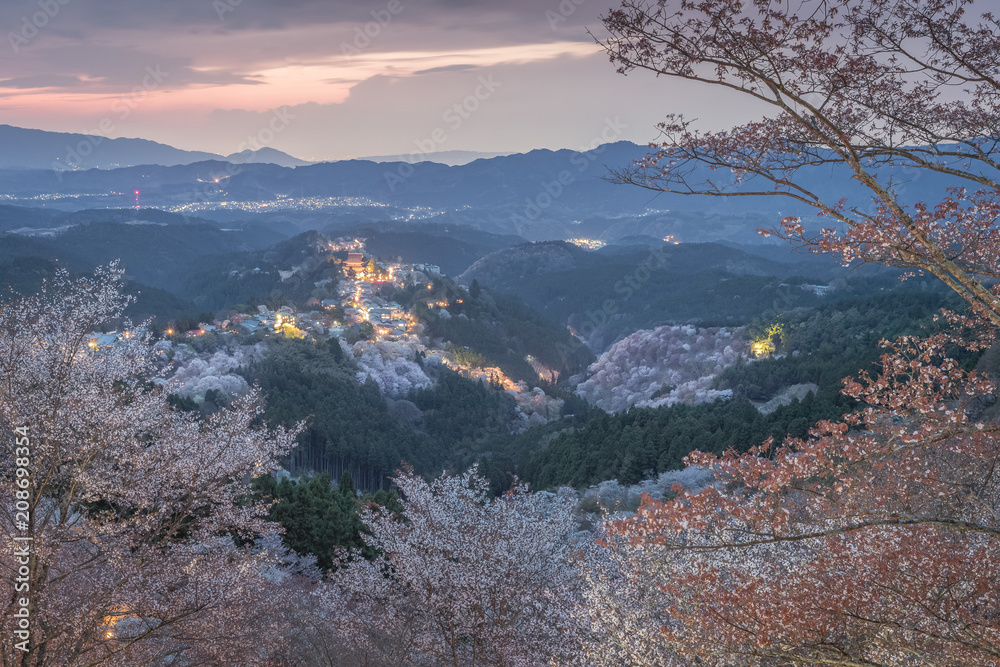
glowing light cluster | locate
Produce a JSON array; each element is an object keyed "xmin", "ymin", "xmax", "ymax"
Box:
[
  {"xmin": 567, "ymin": 238, "xmax": 607, "ymax": 250},
  {"xmin": 751, "ymin": 323, "xmax": 784, "ymax": 358}
]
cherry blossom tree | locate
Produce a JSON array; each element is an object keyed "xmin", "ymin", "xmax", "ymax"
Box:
[
  {"xmin": 602, "ymin": 0, "xmax": 1000, "ymax": 324},
  {"xmin": 0, "ymin": 265, "xmax": 300, "ymax": 666},
  {"xmin": 591, "ymin": 1, "xmax": 1000, "ymax": 664},
  {"xmin": 316, "ymin": 467, "xmax": 581, "ymax": 666},
  {"xmin": 590, "ymin": 327, "xmax": 1000, "ymax": 665},
  {"xmin": 576, "ymin": 324, "xmax": 743, "ymax": 412}
]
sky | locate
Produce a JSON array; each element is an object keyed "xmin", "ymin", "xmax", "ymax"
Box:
[{"xmin": 0, "ymin": 0, "xmax": 755, "ymax": 162}]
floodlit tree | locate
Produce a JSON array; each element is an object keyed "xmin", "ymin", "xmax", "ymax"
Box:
[
  {"xmin": 0, "ymin": 265, "xmax": 300, "ymax": 666},
  {"xmin": 317, "ymin": 467, "xmax": 581, "ymax": 667},
  {"xmin": 592, "ymin": 0, "xmax": 1000, "ymax": 664}
]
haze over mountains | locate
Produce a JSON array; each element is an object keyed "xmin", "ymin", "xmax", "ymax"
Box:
[
  {"xmin": 0, "ymin": 127, "xmax": 844, "ymax": 246},
  {"xmin": 3, "ymin": 124, "xmax": 989, "ymax": 234},
  {"xmin": 3, "ymin": 123, "xmax": 996, "ymax": 253},
  {"xmin": 0, "ymin": 125, "xmax": 311, "ymax": 171},
  {"xmin": 0, "ymin": 125, "xmax": 509, "ymax": 171}
]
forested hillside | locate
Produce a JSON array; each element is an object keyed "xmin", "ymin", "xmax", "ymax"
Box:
[
  {"xmin": 504, "ymin": 286, "xmax": 963, "ymax": 490},
  {"xmin": 242, "ymin": 339, "xmax": 528, "ymax": 490},
  {"xmin": 459, "ymin": 240, "xmax": 897, "ymax": 347}
]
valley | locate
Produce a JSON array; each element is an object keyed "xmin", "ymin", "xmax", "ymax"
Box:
[{"xmin": 0, "ymin": 170, "xmax": 955, "ymax": 500}]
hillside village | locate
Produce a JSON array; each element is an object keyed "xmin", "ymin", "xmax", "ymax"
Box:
[{"xmin": 88, "ymin": 234, "xmax": 567, "ymax": 425}]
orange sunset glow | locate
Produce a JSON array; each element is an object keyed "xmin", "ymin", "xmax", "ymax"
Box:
[{"xmin": 0, "ymin": 0, "xmax": 752, "ymax": 161}]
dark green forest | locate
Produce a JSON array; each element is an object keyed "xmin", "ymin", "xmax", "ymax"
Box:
[
  {"xmin": 520, "ymin": 393, "xmax": 854, "ymax": 488},
  {"xmin": 250, "ymin": 471, "xmax": 401, "ymax": 571},
  {"xmin": 242, "ymin": 338, "xmax": 526, "ymax": 490}
]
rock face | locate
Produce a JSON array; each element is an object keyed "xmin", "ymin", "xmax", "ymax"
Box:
[{"xmin": 574, "ymin": 324, "xmax": 748, "ymax": 413}]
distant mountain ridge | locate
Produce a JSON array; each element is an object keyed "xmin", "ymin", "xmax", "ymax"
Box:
[
  {"xmin": 0, "ymin": 125, "xmax": 311, "ymax": 171},
  {"xmin": 357, "ymin": 150, "xmax": 512, "ymax": 166},
  {"xmin": 3, "ymin": 127, "xmax": 998, "ymax": 248},
  {"xmin": 223, "ymin": 147, "xmax": 312, "ymax": 167}
]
